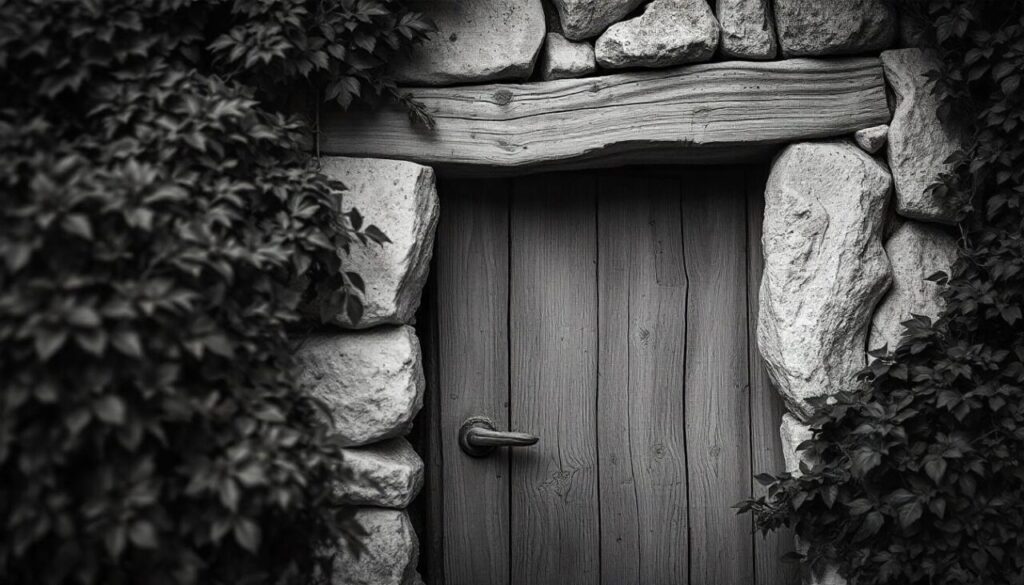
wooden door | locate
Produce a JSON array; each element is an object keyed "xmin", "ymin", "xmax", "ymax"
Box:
[{"xmin": 435, "ymin": 166, "xmax": 796, "ymax": 585}]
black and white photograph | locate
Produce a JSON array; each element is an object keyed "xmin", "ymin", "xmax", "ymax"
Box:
[{"xmin": 2, "ymin": 0, "xmax": 1023, "ymax": 584}]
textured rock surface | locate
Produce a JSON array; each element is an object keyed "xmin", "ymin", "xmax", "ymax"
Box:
[
  {"xmin": 296, "ymin": 326, "xmax": 424, "ymax": 446},
  {"xmin": 330, "ymin": 508, "xmax": 419, "ymax": 585},
  {"xmin": 869, "ymin": 222, "xmax": 958, "ymax": 352},
  {"xmin": 854, "ymin": 124, "xmax": 889, "ymax": 154},
  {"xmin": 759, "ymin": 141, "xmax": 893, "ymax": 420},
  {"xmin": 883, "ymin": 49, "xmax": 963, "ymax": 223},
  {"xmin": 539, "ymin": 32, "xmax": 596, "ymax": 80},
  {"xmin": 780, "ymin": 414, "xmax": 814, "ymax": 476},
  {"xmin": 595, "ymin": 0, "xmax": 719, "ymax": 69},
  {"xmin": 551, "ymin": 0, "xmax": 645, "ymax": 41},
  {"xmin": 320, "ymin": 157, "xmax": 439, "ymax": 329},
  {"xmin": 717, "ymin": 0, "xmax": 777, "ymax": 59},
  {"xmin": 389, "ymin": 0, "xmax": 545, "ymax": 85},
  {"xmin": 338, "ymin": 438, "xmax": 424, "ymax": 509},
  {"xmin": 774, "ymin": 0, "xmax": 896, "ymax": 57}
]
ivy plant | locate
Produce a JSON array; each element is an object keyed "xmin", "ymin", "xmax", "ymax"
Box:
[
  {"xmin": 0, "ymin": 1, "xmax": 431, "ymax": 584},
  {"xmin": 740, "ymin": 1, "xmax": 1024, "ymax": 584}
]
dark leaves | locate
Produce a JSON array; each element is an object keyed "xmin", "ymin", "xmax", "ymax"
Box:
[{"xmin": 0, "ymin": 0, "xmax": 424, "ymax": 583}]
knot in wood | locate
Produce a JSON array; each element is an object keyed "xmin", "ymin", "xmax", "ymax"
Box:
[{"xmin": 493, "ymin": 89, "xmax": 513, "ymax": 106}]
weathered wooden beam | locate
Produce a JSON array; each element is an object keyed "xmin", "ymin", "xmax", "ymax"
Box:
[{"xmin": 320, "ymin": 58, "xmax": 891, "ymax": 176}]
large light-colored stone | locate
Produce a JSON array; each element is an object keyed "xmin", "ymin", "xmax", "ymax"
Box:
[
  {"xmin": 759, "ymin": 141, "xmax": 893, "ymax": 420},
  {"xmin": 330, "ymin": 508, "xmax": 419, "ymax": 585},
  {"xmin": 869, "ymin": 222, "xmax": 958, "ymax": 352},
  {"xmin": 717, "ymin": 0, "xmax": 777, "ymax": 59},
  {"xmin": 595, "ymin": 0, "xmax": 719, "ymax": 69},
  {"xmin": 296, "ymin": 326, "xmax": 424, "ymax": 446},
  {"xmin": 338, "ymin": 438, "xmax": 424, "ymax": 509},
  {"xmin": 320, "ymin": 157, "xmax": 438, "ymax": 329},
  {"xmin": 539, "ymin": 32, "xmax": 596, "ymax": 80},
  {"xmin": 780, "ymin": 413, "xmax": 814, "ymax": 476},
  {"xmin": 551, "ymin": 0, "xmax": 646, "ymax": 41},
  {"xmin": 389, "ymin": 0, "xmax": 545, "ymax": 85},
  {"xmin": 883, "ymin": 49, "xmax": 963, "ymax": 224},
  {"xmin": 854, "ymin": 124, "xmax": 888, "ymax": 154},
  {"xmin": 774, "ymin": 0, "xmax": 896, "ymax": 57}
]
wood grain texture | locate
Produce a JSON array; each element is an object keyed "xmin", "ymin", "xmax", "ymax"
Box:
[
  {"xmin": 510, "ymin": 175, "xmax": 600, "ymax": 585},
  {"xmin": 436, "ymin": 180, "xmax": 512, "ymax": 585},
  {"xmin": 597, "ymin": 173, "xmax": 689, "ymax": 585},
  {"xmin": 320, "ymin": 58, "xmax": 890, "ymax": 176},
  {"xmin": 682, "ymin": 170, "xmax": 754, "ymax": 585},
  {"xmin": 746, "ymin": 170, "xmax": 801, "ymax": 585}
]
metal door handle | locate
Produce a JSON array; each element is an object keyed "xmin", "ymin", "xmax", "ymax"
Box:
[{"xmin": 459, "ymin": 416, "xmax": 539, "ymax": 457}]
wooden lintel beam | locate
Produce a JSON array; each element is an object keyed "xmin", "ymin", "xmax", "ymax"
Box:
[{"xmin": 319, "ymin": 58, "xmax": 891, "ymax": 176}]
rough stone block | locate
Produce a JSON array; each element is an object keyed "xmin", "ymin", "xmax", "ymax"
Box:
[
  {"xmin": 758, "ymin": 141, "xmax": 892, "ymax": 420},
  {"xmin": 320, "ymin": 157, "xmax": 439, "ymax": 329},
  {"xmin": 595, "ymin": 0, "xmax": 719, "ymax": 69},
  {"xmin": 338, "ymin": 438, "xmax": 424, "ymax": 509},
  {"xmin": 854, "ymin": 124, "xmax": 889, "ymax": 154},
  {"xmin": 389, "ymin": 0, "xmax": 545, "ymax": 85},
  {"xmin": 551, "ymin": 0, "xmax": 646, "ymax": 41},
  {"xmin": 883, "ymin": 49, "xmax": 964, "ymax": 224},
  {"xmin": 869, "ymin": 222, "xmax": 958, "ymax": 352},
  {"xmin": 296, "ymin": 326, "xmax": 424, "ymax": 447},
  {"xmin": 330, "ymin": 508, "xmax": 419, "ymax": 585},
  {"xmin": 774, "ymin": 0, "xmax": 896, "ymax": 57},
  {"xmin": 539, "ymin": 32, "xmax": 596, "ymax": 80},
  {"xmin": 717, "ymin": 0, "xmax": 777, "ymax": 60}
]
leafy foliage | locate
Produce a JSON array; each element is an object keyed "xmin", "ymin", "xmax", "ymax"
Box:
[
  {"xmin": 740, "ymin": 1, "xmax": 1024, "ymax": 584},
  {"xmin": 0, "ymin": 1, "xmax": 430, "ymax": 583}
]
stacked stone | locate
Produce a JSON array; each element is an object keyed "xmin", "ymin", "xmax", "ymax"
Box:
[
  {"xmin": 760, "ymin": 48, "xmax": 962, "ymax": 585},
  {"xmin": 297, "ymin": 158, "xmax": 439, "ymax": 585},
  {"xmin": 385, "ymin": 0, "xmax": 909, "ymax": 86}
]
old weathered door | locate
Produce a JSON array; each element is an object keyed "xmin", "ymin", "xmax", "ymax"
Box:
[{"xmin": 434, "ymin": 166, "xmax": 794, "ymax": 585}]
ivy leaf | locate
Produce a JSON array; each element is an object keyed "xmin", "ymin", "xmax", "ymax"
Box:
[
  {"xmin": 924, "ymin": 457, "xmax": 948, "ymax": 484},
  {"xmin": 898, "ymin": 501, "xmax": 923, "ymax": 529},
  {"xmin": 34, "ymin": 328, "xmax": 68, "ymax": 361},
  {"xmin": 853, "ymin": 511, "xmax": 884, "ymax": 541},
  {"xmin": 62, "ymin": 213, "xmax": 93, "ymax": 240},
  {"xmin": 94, "ymin": 395, "xmax": 126, "ymax": 425},
  {"xmin": 112, "ymin": 330, "xmax": 144, "ymax": 357},
  {"xmin": 346, "ymin": 271, "xmax": 365, "ymax": 294},
  {"xmin": 364, "ymin": 224, "xmax": 391, "ymax": 246},
  {"xmin": 233, "ymin": 518, "xmax": 261, "ymax": 553},
  {"xmin": 345, "ymin": 293, "xmax": 363, "ymax": 325},
  {"xmin": 129, "ymin": 520, "xmax": 158, "ymax": 549}
]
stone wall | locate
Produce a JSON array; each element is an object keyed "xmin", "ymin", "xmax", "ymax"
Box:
[
  {"xmin": 390, "ymin": 0, "xmax": 908, "ymax": 86},
  {"xmin": 297, "ymin": 158, "xmax": 438, "ymax": 585}
]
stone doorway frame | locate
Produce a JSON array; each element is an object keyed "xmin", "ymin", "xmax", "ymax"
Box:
[{"xmin": 312, "ymin": 48, "xmax": 959, "ymax": 585}]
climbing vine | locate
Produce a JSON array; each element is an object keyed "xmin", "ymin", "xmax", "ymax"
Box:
[{"xmin": 0, "ymin": 1, "xmax": 430, "ymax": 584}]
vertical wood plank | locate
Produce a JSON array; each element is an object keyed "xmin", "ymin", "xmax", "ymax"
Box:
[
  {"xmin": 747, "ymin": 167, "xmax": 801, "ymax": 585},
  {"xmin": 683, "ymin": 169, "xmax": 754, "ymax": 585},
  {"xmin": 436, "ymin": 180, "xmax": 511, "ymax": 585},
  {"xmin": 597, "ymin": 172, "xmax": 689, "ymax": 585},
  {"xmin": 510, "ymin": 174, "xmax": 600, "ymax": 585}
]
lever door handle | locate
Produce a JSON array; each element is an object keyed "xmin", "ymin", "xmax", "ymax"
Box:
[{"xmin": 459, "ymin": 416, "xmax": 539, "ymax": 457}]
